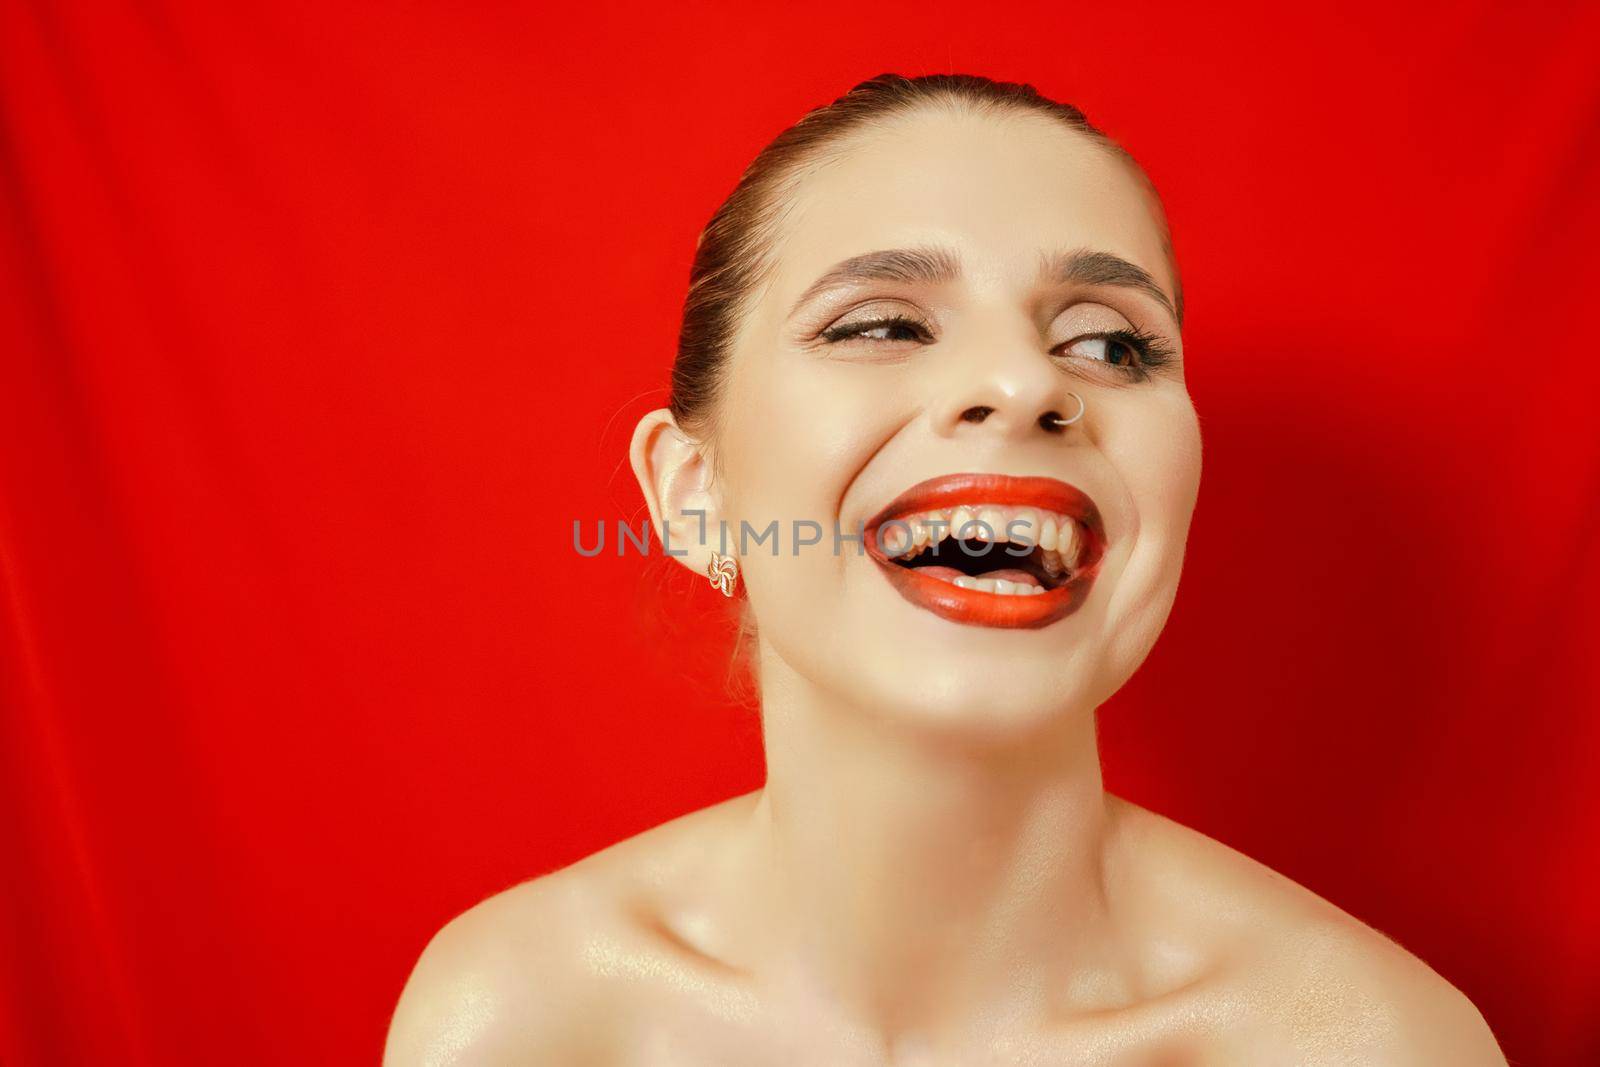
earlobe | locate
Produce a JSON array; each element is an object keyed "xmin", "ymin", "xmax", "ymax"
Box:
[{"xmin": 629, "ymin": 408, "xmax": 721, "ymax": 572}]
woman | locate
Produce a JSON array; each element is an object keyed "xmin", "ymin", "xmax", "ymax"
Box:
[{"xmin": 385, "ymin": 74, "xmax": 1506, "ymax": 1065}]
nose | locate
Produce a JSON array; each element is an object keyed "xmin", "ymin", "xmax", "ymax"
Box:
[{"xmin": 928, "ymin": 331, "xmax": 1084, "ymax": 440}]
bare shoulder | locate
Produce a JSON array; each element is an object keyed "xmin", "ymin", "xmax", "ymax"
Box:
[
  {"xmin": 384, "ymin": 793, "xmax": 755, "ymax": 1067},
  {"xmin": 1109, "ymin": 796, "xmax": 1508, "ymax": 1066},
  {"xmin": 383, "ymin": 867, "xmax": 607, "ymax": 1066}
]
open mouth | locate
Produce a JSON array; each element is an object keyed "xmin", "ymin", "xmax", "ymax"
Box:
[{"xmin": 864, "ymin": 473, "xmax": 1107, "ymax": 629}]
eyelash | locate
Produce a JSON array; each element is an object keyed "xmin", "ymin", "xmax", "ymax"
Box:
[{"xmin": 818, "ymin": 315, "xmax": 1176, "ymax": 381}]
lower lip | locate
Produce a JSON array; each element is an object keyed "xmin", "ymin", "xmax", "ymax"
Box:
[
  {"xmin": 864, "ymin": 474, "xmax": 1107, "ymax": 630},
  {"xmin": 873, "ymin": 559, "xmax": 1096, "ymax": 628}
]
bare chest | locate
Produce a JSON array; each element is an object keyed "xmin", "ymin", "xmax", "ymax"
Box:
[{"xmin": 583, "ymin": 986, "xmax": 1304, "ymax": 1067}]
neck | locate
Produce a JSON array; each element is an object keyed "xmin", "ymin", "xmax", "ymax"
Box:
[{"xmin": 740, "ymin": 650, "xmax": 1116, "ymax": 1044}]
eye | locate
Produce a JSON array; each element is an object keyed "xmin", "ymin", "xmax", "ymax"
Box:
[
  {"xmin": 1054, "ymin": 327, "xmax": 1176, "ymax": 382},
  {"xmin": 1063, "ymin": 333, "xmax": 1142, "ymax": 367},
  {"xmin": 820, "ymin": 314, "xmax": 932, "ymax": 345}
]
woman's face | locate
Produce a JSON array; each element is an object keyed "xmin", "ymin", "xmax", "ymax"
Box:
[{"xmin": 713, "ymin": 108, "xmax": 1200, "ymax": 736}]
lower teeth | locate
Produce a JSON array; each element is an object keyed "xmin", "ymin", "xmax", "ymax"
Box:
[{"xmin": 943, "ymin": 575, "xmax": 1046, "ymax": 596}]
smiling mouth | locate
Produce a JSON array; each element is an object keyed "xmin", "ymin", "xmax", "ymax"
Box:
[{"xmin": 864, "ymin": 473, "xmax": 1108, "ymax": 629}]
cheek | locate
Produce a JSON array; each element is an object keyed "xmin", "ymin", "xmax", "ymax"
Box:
[
  {"xmin": 715, "ymin": 355, "xmax": 913, "ymax": 670},
  {"xmin": 1095, "ymin": 390, "xmax": 1202, "ymax": 664},
  {"xmin": 718, "ymin": 354, "xmax": 910, "ymax": 525},
  {"xmin": 1108, "ymin": 390, "xmax": 1202, "ymax": 543},
  {"xmin": 716, "ymin": 368, "xmax": 812, "ymax": 528}
]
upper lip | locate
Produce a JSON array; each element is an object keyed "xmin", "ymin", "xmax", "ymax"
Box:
[{"xmin": 864, "ymin": 472, "xmax": 1108, "ymax": 570}]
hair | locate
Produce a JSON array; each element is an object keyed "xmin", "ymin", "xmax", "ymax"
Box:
[{"xmin": 668, "ymin": 71, "xmax": 1182, "ymax": 447}]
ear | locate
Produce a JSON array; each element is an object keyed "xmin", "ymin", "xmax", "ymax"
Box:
[{"xmin": 629, "ymin": 408, "xmax": 725, "ymax": 575}]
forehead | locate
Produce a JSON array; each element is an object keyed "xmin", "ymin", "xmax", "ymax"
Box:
[{"xmin": 757, "ymin": 108, "xmax": 1172, "ymax": 316}]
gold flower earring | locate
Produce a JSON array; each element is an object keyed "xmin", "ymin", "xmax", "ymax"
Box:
[{"xmin": 707, "ymin": 552, "xmax": 739, "ymax": 597}]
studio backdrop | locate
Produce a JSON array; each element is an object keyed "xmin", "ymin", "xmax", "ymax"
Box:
[{"xmin": 2, "ymin": 2, "xmax": 1597, "ymax": 1064}]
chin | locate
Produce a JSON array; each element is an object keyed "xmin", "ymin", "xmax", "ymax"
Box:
[
  {"xmin": 755, "ymin": 561, "xmax": 1165, "ymax": 742},
  {"xmin": 825, "ymin": 639, "xmax": 1114, "ymax": 743}
]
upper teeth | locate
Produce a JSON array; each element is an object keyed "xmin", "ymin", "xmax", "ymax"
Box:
[{"xmin": 877, "ymin": 504, "xmax": 1085, "ymax": 569}]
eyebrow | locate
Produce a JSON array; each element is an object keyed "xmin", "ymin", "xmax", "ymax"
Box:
[
  {"xmin": 786, "ymin": 246, "xmax": 961, "ymax": 318},
  {"xmin": 786, "ymin": 244, "xmax": 1180, "ymax": 325},
  {"xmin": 1039, "ymin": 248, "xmax": 1180, "ymax": 325}
]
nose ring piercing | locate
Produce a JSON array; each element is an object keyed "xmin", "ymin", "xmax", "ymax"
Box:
[
  {"xmin": 1044, "ymin": 391, "xmax": 1087, "ymax": 430},
  {"xmin": 708, "ymin": 552, "xmax": 739, "ymax": 597}
]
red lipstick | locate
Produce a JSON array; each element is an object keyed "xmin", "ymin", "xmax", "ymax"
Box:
[{"xmin": 864, "ymin": 473, "xmax": 1108, "ymax": 629}]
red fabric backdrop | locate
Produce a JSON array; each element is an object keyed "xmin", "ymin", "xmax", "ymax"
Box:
[{"xmin": 2, "ymin": 2, "xmax": 1597, "ymax": 1063}]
